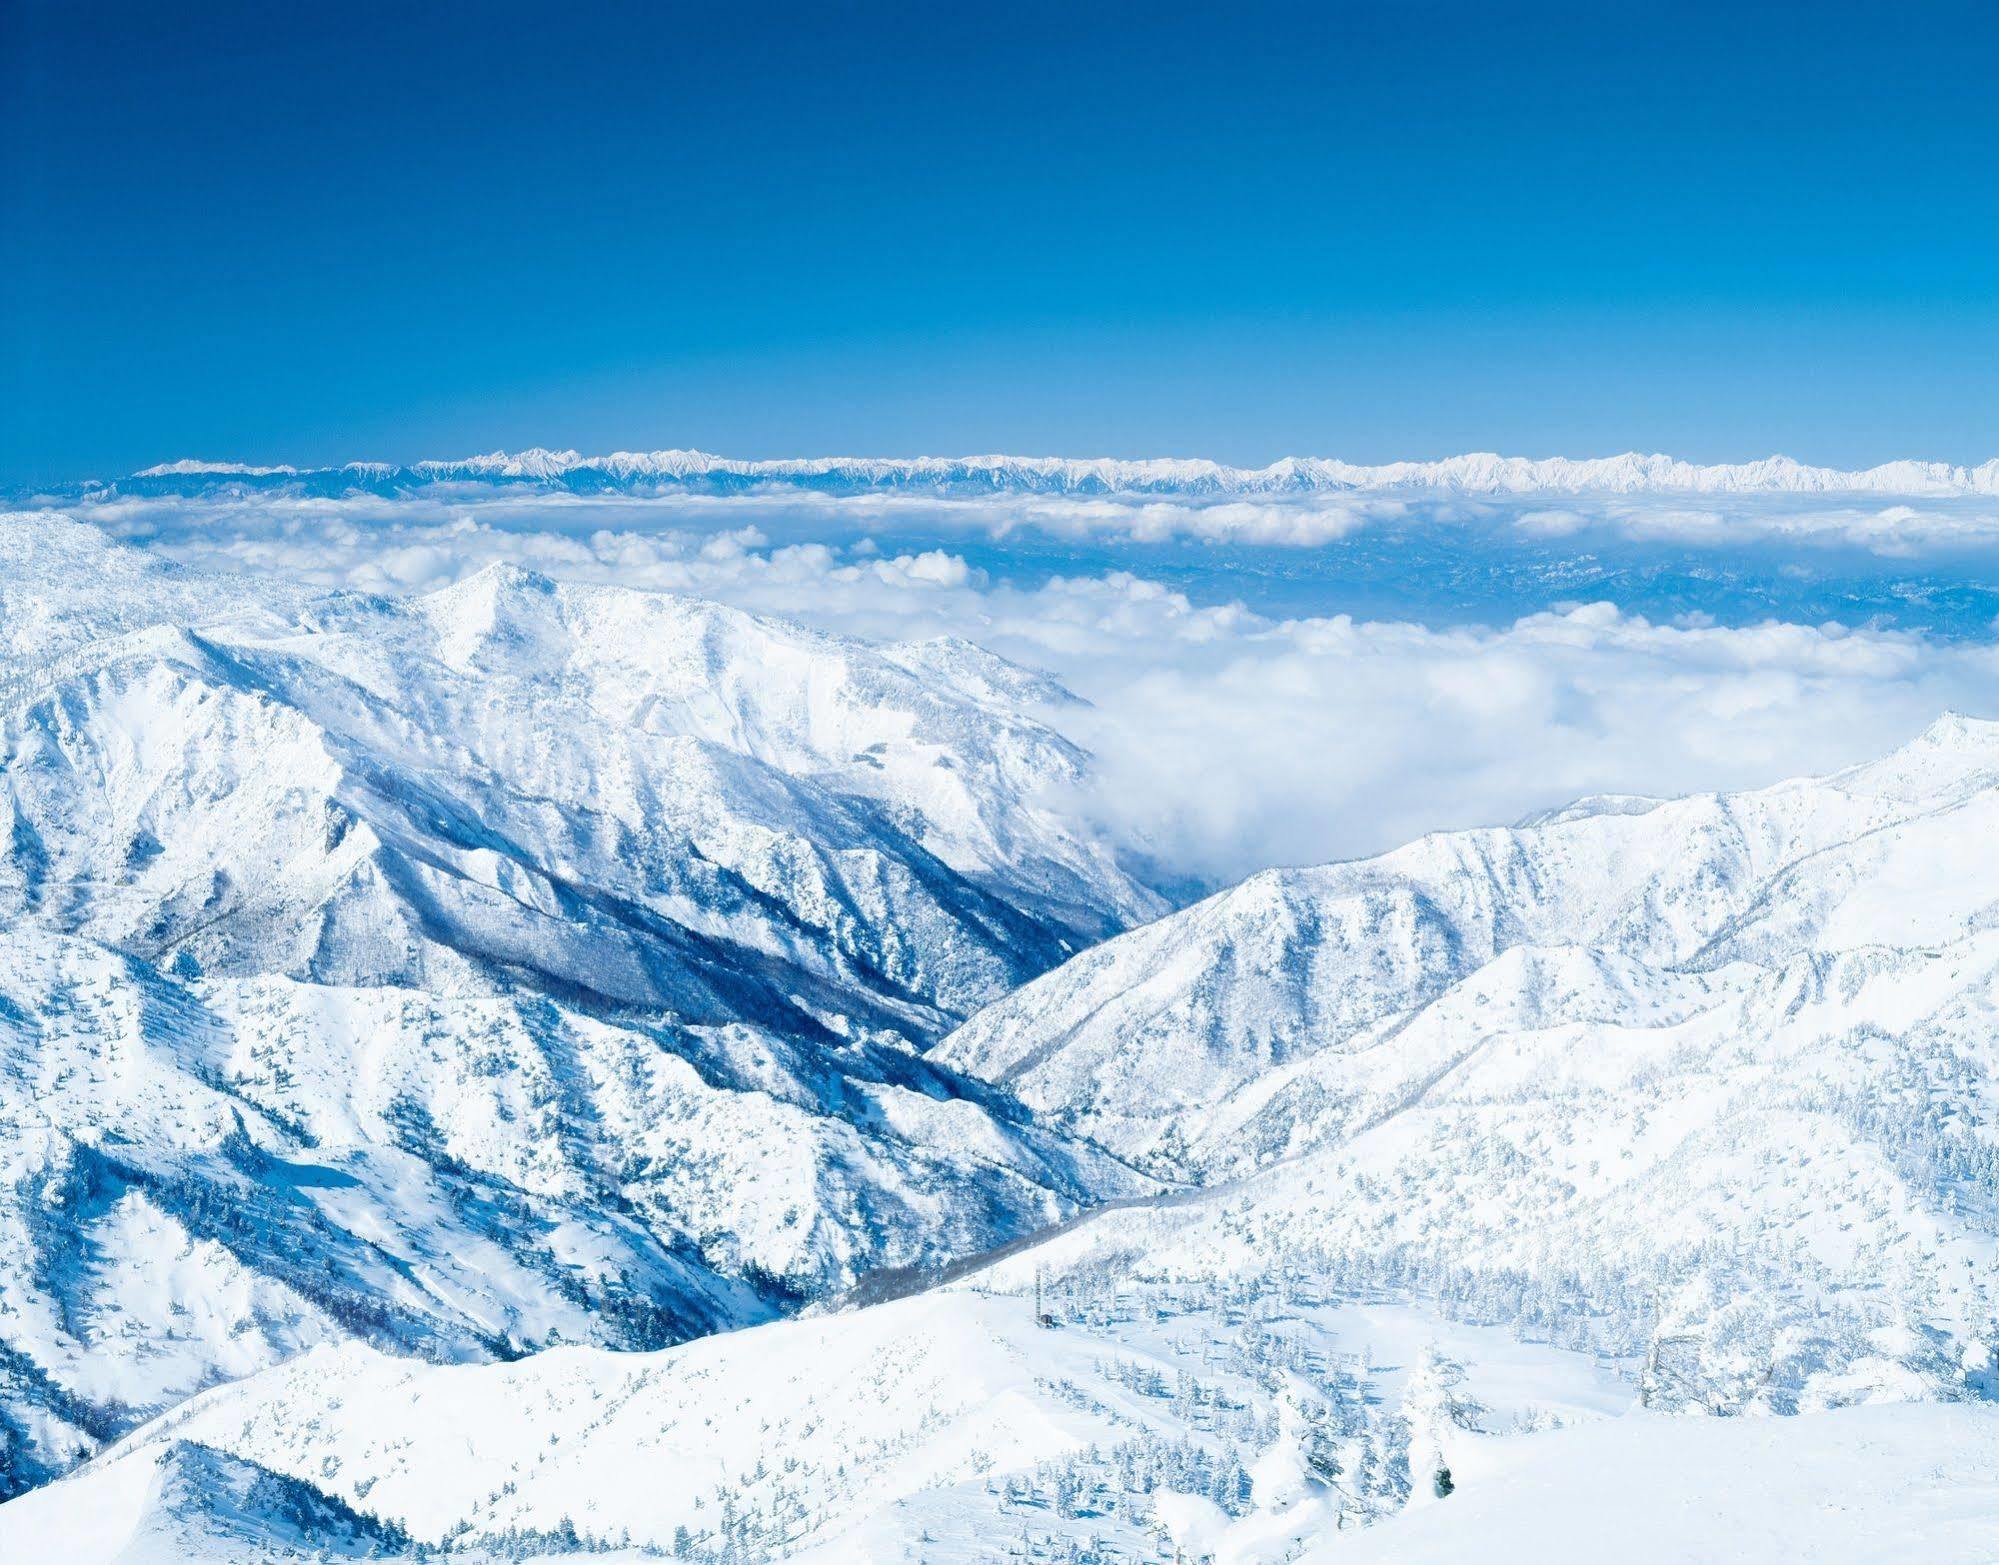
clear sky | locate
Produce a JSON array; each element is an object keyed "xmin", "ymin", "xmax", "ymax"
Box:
[{"xmin": 6, "ymin": 0, "xmax": 1996, "ymax": 485}]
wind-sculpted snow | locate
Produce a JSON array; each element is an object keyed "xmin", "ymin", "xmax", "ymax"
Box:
[
  {"xmin": 100, "ymin": 447, "xmax": 1999, "ymax": 497},
  {"xmin": 0, "ymin": 524, "xmax": 1160, "ymax": 1493}
]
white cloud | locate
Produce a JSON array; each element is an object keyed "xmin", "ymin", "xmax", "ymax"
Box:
[
  {"xmin": 1595, "ymin": 497, "xmax": 1999, "ymax": 556},
  {"xmin": 1513, "ymin": 508, "xmax": 1588, "ymax": 537},
  {"xmin": 67, "ymin": 482, "xmax": 1999, "ymax": 564},
  {"xmin": 44, "ymin": 492, "xmax": 1999, "ymax": 889}
]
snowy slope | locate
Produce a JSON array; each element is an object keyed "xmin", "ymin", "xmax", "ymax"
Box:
[
  {"xmin": 92, "ymin": 448, "xmax": 1999, "ymax": 497},
  {"xmin": 0, "ymin": 1440, "xmax": 413, "ymax": 1564},
  {"xmin": 923, "ymin": 717, "xmax": 1999, "ymax": 1424},
  {"xmin": 7, "ymin": 1286, "xmax": 1632, "ymax": 1561},
  {"xmin": 1318, "ymin": 1400, "xmax": 1999, "ymax": 1565},
  {"xmin": 1, "ymin": 552, "xmax": 1159, "ymax": 1013},
  {"xmin": 4, "ymin": 718, "xmax": 1999, "ymax": 1558},
  {"xmin": 0, "ymin": 923, "xmax": 1151, "ymax": 1490},
  {"xmin": 13, "ymin": 1278, "xmax": 1997, "ymax": 1564},
  {"xmin": 939, "ymin": 713, "xmax": 1999, "ymax": 1173},
  {"xmin": 7, "ymin": 504, "xmax": 1999, "ymax": 1560},
  {"xmin": 0, "ymin": 513, "xmax": 304, "ymax": 669},
  {"xmin": 0, "ymin": 523, "xmax": 1161, "ymax": 1494},
  {"xmin": 950, "ymin": 934, "xmax": 1999, "ymax": 1408}
]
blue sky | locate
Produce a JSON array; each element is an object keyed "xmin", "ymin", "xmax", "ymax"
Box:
[{"xmin": 7, "ymin": 0, "xmax": 1997, "ymax": 484}]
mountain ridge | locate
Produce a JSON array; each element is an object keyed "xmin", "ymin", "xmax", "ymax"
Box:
[
  {"xmin": 6, "ymin": 514, "xmax": 1999, "ymax": 1559},
  {"xmin": 0, "ymin": 528, "xmax": 1163, "ymax": 1495},
  {"xmin": 8, "ymin": 707, "xmax": 1999, "ymax": 1560},
  {"xmin": 936, "ymin": 710, "xmax": 1999, "ymax": 1175},
  {"xmin": 77, "ymin": 448, "xmax": 1999, "ymax": 498}
]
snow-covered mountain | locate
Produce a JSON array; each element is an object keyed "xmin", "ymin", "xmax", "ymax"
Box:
[
  {"xmin": 61, "ymin": 447, "xmax": 1999, "ymax": 498},
  {"xmin": 1, "ymin": 1285, "xmax": 1638, "ymax": 1561},
  {"xmin": 10, "ymin": 1256, "xmax": 1999, "ymax": 1563},
  {"xmin": 2, "ymin": 523, "xmax": 1160, "ymax": 977},
  {"xmin": 0, "ymin": 922, "xmax": 1154, "ymax": 1492},
  {"xmin": 925, "ymin": 716, "xmax": 1999, "ymax": 1427},
  {"xmin": 0, "ymin": 1437, "xmax": 416, "ymax": 1564},
  {"xmin": 7, "ymin": 508, "xmax": 1999, "ymax": 1560},
  {"xmin": 0, "ymin": 518, "xmax": 1162, "ymax": 1495},
  {"xmin": 18, "ymin": 712, "xmax": 1972, "ymax": 1561},
  {"xmin": 940, "ymin": 714, "xmax": 1999, "ymax": 1176}
]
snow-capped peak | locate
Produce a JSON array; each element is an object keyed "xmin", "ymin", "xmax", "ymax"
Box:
[
  {"xmin": 94, "ymin": 447, "xmax": 1999, "ymax": 498},
  {"xmin": 1827, "ymin": 709, "xmax": 1999, "ymax": 805},
  {"xmin": 0, "ymin": 518, "xmax": 1168, "ymax": 1493},
  {"xmin": 128, "ymin": 459, "xmax": 303, "ymax": 478}
]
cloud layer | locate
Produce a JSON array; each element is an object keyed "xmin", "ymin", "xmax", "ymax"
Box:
[{"xmin": 39, "ymin": 489, "xmax": 1999, "ymax": 887}]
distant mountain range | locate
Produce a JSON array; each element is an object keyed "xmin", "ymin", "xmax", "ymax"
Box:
[{"xmin": 40, "ymin": 447, "xmax": 1999, "ymax": 498}]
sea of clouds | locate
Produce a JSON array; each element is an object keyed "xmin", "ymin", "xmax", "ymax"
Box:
[{"xmin": 48, "ymin": 483, "xmax": 1999, "ymax": 888}]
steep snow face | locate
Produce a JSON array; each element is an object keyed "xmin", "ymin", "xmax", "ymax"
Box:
[
  {"xmin": 0, "ymin": 526, "xmax": 1160, "ymax": 1493},
  {"xmin": 402, "ymin": 564, "xmax": 1155, "ymax": 942},
  {"xmin": 100, "ymin": 448, "xmax": 1999, "ymax": 497},
  {"xmin": 0, "ymin": 923, "xmax": 1143, "ymax": 1492}
]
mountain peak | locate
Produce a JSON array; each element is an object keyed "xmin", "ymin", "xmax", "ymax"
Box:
[
  {"xmin": 1830, "ymin": 710, "xmax": 1999, "ymax": 805},
  {"xmin": 440, "ymin": 558, "xmax": 560, "ymax": 597},
  {"xmin": 1914, "ymin": 708, "xmax": 1999, "ymax": 748},
  {"xmin": 80, "ymin": 448, "xmax": 1999, "ymax": 499}
]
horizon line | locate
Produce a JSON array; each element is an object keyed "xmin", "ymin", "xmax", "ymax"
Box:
[{"xmin": 77, "ymin": 446, "xmax": 1999, "ymax": 499}]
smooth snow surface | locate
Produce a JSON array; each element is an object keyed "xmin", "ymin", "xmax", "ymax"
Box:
[
  {"xmin": 1322, "ymin": 1401, "xmax": 1999, "ymax": 1565},
  {"xmin": 0, "ymin": 1440, "xmax": 409, "ymax": 1563},
  {"xmin": 11, "ymin": 1289, "xmax": 1998, "ymax": 1563},
  {"xmin": 7, "ymin": 1288, "xmax": 1633, "ymax": 1560}
]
